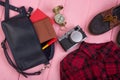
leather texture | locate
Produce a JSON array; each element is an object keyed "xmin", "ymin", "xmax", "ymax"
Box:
[
  {"xmin": 33, "ymin": 17, "xmax": 56, "ymax": 43},
  {"xmin": 0, "ymin": 0, "xmax": 119, "ymax": 80},
  {"xmin": 2, "ymin": 12, "xmax": 48, "ymax": 71},
  {"xmin": 1, "ymin": 1, "xmax": 53, "ymax": 78},
  {"xmin": 0, "ymin": 0, "xmax": 56, "ymax": 77},
  {"xmin": 89, "ymin": 5, "xmax": 120, "ymax": 35},
  {"xmin": 30, "ymin": 9, "xmax": 55, "ymax": 60}
]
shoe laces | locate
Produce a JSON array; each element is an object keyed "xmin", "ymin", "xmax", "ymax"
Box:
[{"xmin": 103, "ymin": 14, "xmax": 118, "ymax": 23}]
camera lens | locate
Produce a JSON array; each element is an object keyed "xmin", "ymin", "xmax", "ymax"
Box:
[{"xmin": 70, "ymin": 31, "xmax": 83, "ymax": 42}]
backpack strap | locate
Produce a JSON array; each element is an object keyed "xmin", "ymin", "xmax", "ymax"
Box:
[
  {"xmin": 4, "ymin": 0, "xmax": 9, "ymax": 20},
  {"xmin": 0, "ymin": 0, "xmax": 33, "ymax": 19},
  {"xmin": 0, "ymin": 0, "xmax": 20, "ymax": 12},
  {"xmin": 1, "ymin": 0, "xmax": 49, "ymax": 78},
  {"xmin": 1, "ymin": 39, "xmax": 50, "ymax": 78}
]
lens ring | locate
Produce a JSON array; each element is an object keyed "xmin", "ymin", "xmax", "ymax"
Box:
[{"xmin": 70, "ymin": 31, "xmax": 83, "ymax": 43}]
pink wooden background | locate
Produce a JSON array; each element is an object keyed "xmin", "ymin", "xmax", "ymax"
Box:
[{"xmin": 0, "ymin": 0, "xmax": 120, "ymax": 80}]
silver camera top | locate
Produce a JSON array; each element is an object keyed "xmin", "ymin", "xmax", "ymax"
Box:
[{"xmin": 58, "ymin": 25, "xmax": 81, "ymax": 41}]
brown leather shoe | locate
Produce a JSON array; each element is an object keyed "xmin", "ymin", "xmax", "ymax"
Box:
[{"xmin": 89, "ymin": 5, "xmax": 120, "ymax": 35}]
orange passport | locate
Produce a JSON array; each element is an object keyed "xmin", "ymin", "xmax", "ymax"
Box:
[{"xmin": 30, "ymin": 9, "xmax": 56, "ymax": 43}]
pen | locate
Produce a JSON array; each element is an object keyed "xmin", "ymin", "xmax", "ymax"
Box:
[{"xmin": 42, "ymin": 38, "xmax": 57, "ymax": 50}]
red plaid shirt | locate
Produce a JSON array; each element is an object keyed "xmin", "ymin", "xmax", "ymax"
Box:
[{"xmin": 60, "ymin": 41, "xmax": 120, "ymax": 80}]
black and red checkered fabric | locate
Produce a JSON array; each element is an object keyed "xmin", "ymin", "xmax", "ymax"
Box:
[{"xmin": 60, "ymin": 41, "xmax": 120, "ymax": 80}]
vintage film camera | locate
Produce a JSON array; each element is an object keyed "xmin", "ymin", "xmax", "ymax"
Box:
[{"xmin": 58, "ymin": 25, "xmax": 87, "ymax": 51}]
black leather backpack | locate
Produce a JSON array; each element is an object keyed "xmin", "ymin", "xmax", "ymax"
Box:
[{"xmin": 1, "ymin": 0, "xmax": 54, "ymax": 77}]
